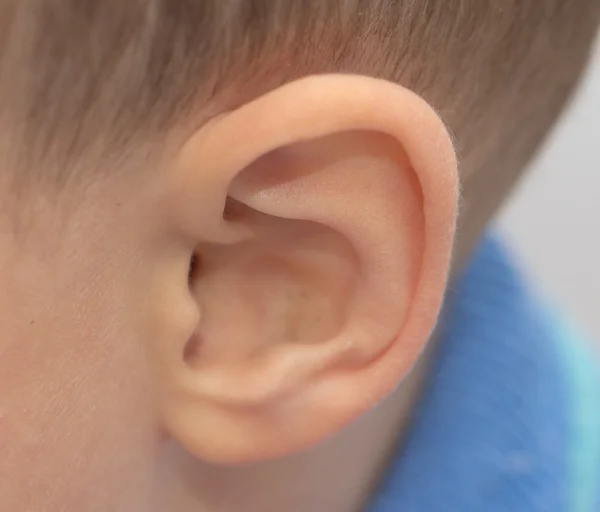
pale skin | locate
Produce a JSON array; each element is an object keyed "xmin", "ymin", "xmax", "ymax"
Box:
[{"xmin": 0, "ymin": 74, "xmax": 471, "ymax": 512}]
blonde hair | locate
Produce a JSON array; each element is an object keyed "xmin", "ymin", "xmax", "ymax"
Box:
[{"xmin": 1, "ymin": 0, "xmax": 598, "ymax": 191}]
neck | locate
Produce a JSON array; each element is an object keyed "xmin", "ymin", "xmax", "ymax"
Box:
[{"xmin": 159, "ymin": 354, "xmax": 431, "ymax": 512}]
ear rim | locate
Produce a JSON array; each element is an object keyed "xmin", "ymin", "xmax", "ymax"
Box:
[{"xmin": 159, "ymin": 74, "xmax": 458, "ymax": 464}]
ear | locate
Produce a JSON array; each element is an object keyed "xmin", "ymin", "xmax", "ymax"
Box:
[{"xmin": 156, "ymin": 74, "xmax": 458, "ymax": 465}]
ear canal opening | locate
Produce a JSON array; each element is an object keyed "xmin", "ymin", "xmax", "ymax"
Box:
[{"xmin": 188, "ymin": 253, "xmax": 200, "ymax": 286}]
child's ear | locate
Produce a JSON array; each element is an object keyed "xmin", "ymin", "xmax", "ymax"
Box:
[{"xmin": 156, "ymin": 75, "xmax": 458, "ymax": 465}]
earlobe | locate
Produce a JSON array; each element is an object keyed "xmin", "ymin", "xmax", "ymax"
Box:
[{"xmin": 158, "ymin": 74, "xmax": 458, "ymax": 464}]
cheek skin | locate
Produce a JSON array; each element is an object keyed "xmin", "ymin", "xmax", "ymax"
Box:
[{"xmin": 0, "ymin": 198, "xmax": 163, "ymax": 511}]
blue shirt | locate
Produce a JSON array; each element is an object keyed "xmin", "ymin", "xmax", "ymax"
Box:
[{"xmin": 367, "ymin": 235, "xmax": 600, "ymax": 512}]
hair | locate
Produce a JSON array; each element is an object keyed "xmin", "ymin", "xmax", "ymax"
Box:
[{"xmin": 1, "ymin": 0, "xmax": 599, "ymax": 193}]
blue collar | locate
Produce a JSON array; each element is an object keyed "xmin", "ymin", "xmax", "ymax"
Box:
[{"xmin": 367, "ymin": 235, "xmax": 568, "ymax": 512}]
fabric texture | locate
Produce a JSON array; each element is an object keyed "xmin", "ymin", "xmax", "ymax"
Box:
[
  {"xmin": 367, "ymin": 234, "xmax": 600, "ymax": 512},
  {"xmin": 551, "ymin": 315, "xmax": 600, "ymax": 512}
]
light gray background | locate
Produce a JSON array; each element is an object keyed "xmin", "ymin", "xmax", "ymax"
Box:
[{"xmin": 498, "ymin": 39, "xmax": 599, "ymax": 341}]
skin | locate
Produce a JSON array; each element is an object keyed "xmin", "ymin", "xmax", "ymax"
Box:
[{"xmin": 0, "ymin": 74, "xmax": 526, "ymax": 512}]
